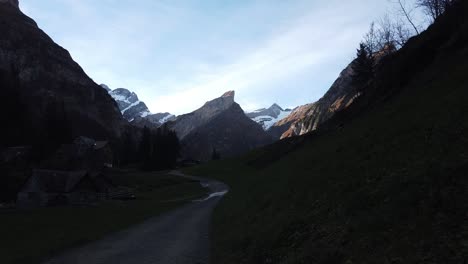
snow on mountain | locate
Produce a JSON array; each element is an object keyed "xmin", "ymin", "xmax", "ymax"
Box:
[
  {"xmin": 101, "ymin": 84, "xmax": 175, "ymax": 126},
  {"xmin": 144, "ymin": 112, "xmax": 176, "ymax": 125},
  {"xmin": 246, "ymin": 104, "xmax": 292, "ymax": 130},
  {"xmin": 159, "ymin": 113, "xmax": 176, "ymax": 123},
  {"xmin": 251, "ymin": 110, "xmax": 292, "ymax": 130},
  {"xmin": 104, "ymin": 86, "xmax": 149, "ymax": 121}
]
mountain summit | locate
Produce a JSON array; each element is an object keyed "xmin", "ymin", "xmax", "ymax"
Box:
[
  {"xmin": 169, "ymin": 91, "xmax": 237, "ymax": 139},
  {"xmin": 101, "ymin": 84, "xmax": 175, "ymax": 126},
  {"xmin": 105, "ymin": 86, "xmax": 151, "ymax": 121},
  {"xmin": 167, "ymin": 91, "xmax": 272, "ymax": 161}
]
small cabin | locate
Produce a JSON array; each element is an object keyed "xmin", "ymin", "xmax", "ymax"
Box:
[{"xmin": 17, "ymin": 169, "xmax": 113, "ymax": 208}]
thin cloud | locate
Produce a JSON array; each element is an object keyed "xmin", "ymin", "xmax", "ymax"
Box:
[{"xmin": 21, "ymin": 0, "xmax": 395, "ymax": 115}]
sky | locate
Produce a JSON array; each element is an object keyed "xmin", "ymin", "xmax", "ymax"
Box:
[{"xmin": 21, "ymin": 0, "xmax": 412, "ymax": 115}]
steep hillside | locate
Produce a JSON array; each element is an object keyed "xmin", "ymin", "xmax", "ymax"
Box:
[
  {"xmin": 270, "ymin": 61, "xmax": 358, "ymax": 139},
  {"xmin": 168, "ymin": 91, "xmax": 273, "ymax": 161},
  {"xmin": 187, "ymin": 2, "xmax": 468, "ymax": 263},
  {"xmin": 268, "ymin": 103, "xmax": 317, "ymax": 139},
  {"xmin": 0, "ymin": 3, "xmax": 124, "ymax": 145}
]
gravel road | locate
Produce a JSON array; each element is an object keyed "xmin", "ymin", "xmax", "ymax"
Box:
[{"xmin": 43, "ymin": 172, "xmax": 228, "ymax": 264}]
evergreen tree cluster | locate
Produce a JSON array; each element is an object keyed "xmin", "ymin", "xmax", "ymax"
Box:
[{"xmin": 138, "ymin": 126, "xmax": 180, "ymax": 171}]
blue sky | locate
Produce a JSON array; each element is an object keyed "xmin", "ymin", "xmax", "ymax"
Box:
[{"xmin": 21, "ymin": 0, "xmax": 407, "ymax": 115}]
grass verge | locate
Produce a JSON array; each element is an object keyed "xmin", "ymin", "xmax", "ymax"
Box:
[
  {"xmin": 0, "ymin": 169, "xmax": 207, "ymax": 264},
  {"xmin": 185, "ymin": 47, "xmax": 468, "ymax": 263}
]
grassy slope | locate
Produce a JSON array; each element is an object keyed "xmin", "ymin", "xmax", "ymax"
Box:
[
  {"xmin": 0, "ymin": 170, "xmax": 207, "ymax": 264},
  {"xmin": 187, "ymin": 7, "xmax": 468, "ymax": 264}
]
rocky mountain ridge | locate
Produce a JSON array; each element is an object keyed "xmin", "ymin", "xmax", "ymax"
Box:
[
  {"xmin": 101, "ymin": 84, "xmax": 175, "ymax": 126},
  {"xmin": 167, "ymin": 91, "xmax": 273, "ymax": 161},
  {"xmin": 269, "ymin": 61, "xmax": 359, "ymax": 139},
  {"xmin": 168, "ymin": 90, "xmax": 237, "ymax": 140}
]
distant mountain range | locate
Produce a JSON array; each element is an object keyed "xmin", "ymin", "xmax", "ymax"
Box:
[{"xmin": 101, "ymin": 84, "xmax": 175, "ymax": 127}]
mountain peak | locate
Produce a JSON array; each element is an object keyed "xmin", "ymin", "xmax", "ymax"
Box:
[
  {"xmin": 0, "ymin": 0, "xmax": 19, "ymax": 8},
  {"xmin": 222, "ymin": 90, "xmax": 235, "ymax": 98},
  {"xmin": 269, "ymin": 103, "xmax": 284, "ymax": 111}
]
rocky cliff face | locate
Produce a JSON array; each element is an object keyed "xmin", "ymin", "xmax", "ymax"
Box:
[
  {"xmin": 270, "ymin": 61, "xmax": 359, "ymax": 139},
  {"xmin": 0, "ymin": 3, "xmax": 124, "ymax": 142},
  {"xmin": 167, "ymin": 91, "xmax": 273, "ymax": 161},
  {"xmin": 267, "ymin": 103, "xmax": 317, "ymax": 139}
]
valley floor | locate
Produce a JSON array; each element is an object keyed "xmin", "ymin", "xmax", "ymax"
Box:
[
  {"xmin": 43, "ymin": 173, "xmax": 228, "ymax": 264},
  {"xmin": 0, "ymin": 170, "xmax": 214, "ymax": 264}
]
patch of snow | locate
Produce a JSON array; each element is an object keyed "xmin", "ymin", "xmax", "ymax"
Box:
[
  {"xmin": 140, "ymin": 110, "xmax": 151, "ymax": 118},
  {"xmin": 121, "ymin": 100, "xmax": 141, "ymax": 114},
  {"xmin": 109, "ymin": 93, "xmax": 132, "ymax": 104},
  {"xmin": 252, "ymin": 110, "xmax": 291, "ymax": 130},
  {"xmin": 159, "ymin": 114, "xmax": 175, "ymax": 124}
]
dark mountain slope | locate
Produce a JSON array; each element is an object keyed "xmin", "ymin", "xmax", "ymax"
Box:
[
  {"xmin": 186, "ymin": 2, "xmax": 468, "ymax": 263},
  {"xmin": 182, "ymin": 103, "xmax": 273, "ymax": 161},
  {"xmin": 0, "ymin": 3, "xmax": 124, "ymax": 147},
  {"xmin": 167, "ymin": 91, "xmax": 273, "ymax": 161}
]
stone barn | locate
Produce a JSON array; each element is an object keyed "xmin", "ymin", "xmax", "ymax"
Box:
[{"xmin": 17, "ymin": 170, "xmax": 113, "ymax": 208}]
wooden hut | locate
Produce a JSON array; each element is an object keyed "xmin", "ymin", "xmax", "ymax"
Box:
[{"xmin": 17, "ymin": 169, "xmax": 113, "ymax": 208}]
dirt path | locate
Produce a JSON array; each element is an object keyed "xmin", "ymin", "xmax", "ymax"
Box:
[{"xmin": 43, "ymin": 172, "xmax": 228, "ymax": 264}]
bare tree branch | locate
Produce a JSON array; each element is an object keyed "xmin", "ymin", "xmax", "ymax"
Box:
[{"xmin": 397, "ymin": 0, "xmax": 420, "ymax": 35}]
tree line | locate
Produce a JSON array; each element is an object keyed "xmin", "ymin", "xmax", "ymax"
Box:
[
  {"xmin": 118, "ymin": 126, "xmax": 180, "ymax": 171},
  {"xmin": 0, "ymin": 67, "xmax": 180, "ymax": 171},
  {"xmin": 351, "ymin": 0, "xmax": 458, "ymax": 94}
]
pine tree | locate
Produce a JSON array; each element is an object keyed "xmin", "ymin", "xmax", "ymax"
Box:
[
  {"xmin": 211, "ymin": 148, "xmax": 221, "ymax": 160},
  {"xmin": 139, "ymin": 126, "xmax": 153, "ymax": 169},
  {"xmin": 352, "ymin": 43, "xmax": 375, "ymax": 93}
]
